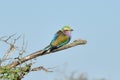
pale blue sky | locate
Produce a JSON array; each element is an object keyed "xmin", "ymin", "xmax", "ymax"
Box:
[{"xmin": 0, "ymin": 0, "xmax": 120, "ymax": 80}]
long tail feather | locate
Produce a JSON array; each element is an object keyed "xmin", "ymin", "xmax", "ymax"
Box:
[{"xmin": 43, "ymin": 45, "xmax": 51, "ymax": 50}]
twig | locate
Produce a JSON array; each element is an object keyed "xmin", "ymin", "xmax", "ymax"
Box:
[
  {"xmin": 4, "ymin": 33, "xmax": 16, "ymax": 43},
  {"xmin": 31, "ymin": 66, "xmax": 53, "ymax": 72},
  {"xmin": 1, "ymin": 34, "xmax": 21, "ymax": 63}
]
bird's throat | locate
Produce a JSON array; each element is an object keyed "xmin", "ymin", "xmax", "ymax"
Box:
[{"xmin": 63, "ymin": 31, "xmax": 71, "ymax": 37}]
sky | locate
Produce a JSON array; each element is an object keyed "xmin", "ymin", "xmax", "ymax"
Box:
[{"xmin": 0, "ymin": 0, "xmax": 120, "ymax": 80}]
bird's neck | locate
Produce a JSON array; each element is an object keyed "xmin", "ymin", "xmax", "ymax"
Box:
[{"xmin": 63, "ymin": 30, "xmax": 71, "ymax": 37}]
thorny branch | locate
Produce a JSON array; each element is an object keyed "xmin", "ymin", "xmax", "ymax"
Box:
[
  {"xmin": 0, "ymin": 34, "xmax": 26, "ymax": 65},
  {"xmin": 7, "ymin": 39, "xmax": 87, "ymax": 68},
  {"xmin": 31, "ymin": 66, "xmax": 53, "ymax": 72},
  {"xmin": 16, "ymin": 63, "xmax": 53, "ymax": 80}
]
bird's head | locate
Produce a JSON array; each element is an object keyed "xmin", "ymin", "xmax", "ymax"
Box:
[
  {"xmin": 61, "ymin": 26, "xmax": 73, "ymax": 31},
  {"xmin": 61, "ymin": 26, "xmax": 73, "ymax": 36}
]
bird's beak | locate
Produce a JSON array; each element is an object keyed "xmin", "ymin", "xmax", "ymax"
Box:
[{"xmin": 71, "ymin": 29, "xmax": 73, "ymax": 31}]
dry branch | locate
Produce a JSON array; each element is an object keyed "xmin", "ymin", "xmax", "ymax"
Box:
[
  {"xmin": 7, "ymin": 39, "xmax": 87, "ymax": 68},
  {"xmin": 31, "ymin": 66, "xmax": 53, "ymax": 72}
]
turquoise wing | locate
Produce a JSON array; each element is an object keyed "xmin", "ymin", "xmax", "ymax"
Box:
[
  {"xmin": 57, "ymin": 37, "xmax": 70, "ymax": 47},
  {"xmin": 50, "ymin": 31, "xmax": 71, "ymax": 48},
  {"xmin": 50, "ymin": 30, "xmax": 63, "ymax": 45},
  {"xmin": 44, "ymin": 30, "xmax": 62, "ymax": 50}
]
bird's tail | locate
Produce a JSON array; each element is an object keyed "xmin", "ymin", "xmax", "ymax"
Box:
[
  {"xmin": 43, "ymin": 45, "xmax": 58, "ymax": 53},
  {"xmin": 41, "ymin": 45, "xmax": 52, "ymax": 53},
  {"xmin": 43, "ymin": 45, "xmax": 51, "ymax": 50}
]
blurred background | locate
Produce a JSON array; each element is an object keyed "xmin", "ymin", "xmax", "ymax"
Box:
[{"xmin": 0, "ymin": 0, "xmax": 120, "ymax": 80}]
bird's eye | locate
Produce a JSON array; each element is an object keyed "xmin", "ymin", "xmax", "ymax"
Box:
[{"xmin": 65, "ymin": 30, "xmax": 69, "ymax": 31}]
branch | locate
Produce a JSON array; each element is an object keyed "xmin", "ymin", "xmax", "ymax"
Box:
[
  {"xmin": 31, "ymin": 66, "xmax": 53, "ymax": 72},
  {"xmin": 7, "ymin": 39, "xmax": 87, "ymax": 68},
  {"xmin": 0, "ymin": 34, "xmax": 21, "ymax": 65}
]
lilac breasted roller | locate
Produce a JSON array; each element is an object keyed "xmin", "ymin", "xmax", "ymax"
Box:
[{"xmin": 44, "ymin": 26, "xmax": 73, "ymax": 52}]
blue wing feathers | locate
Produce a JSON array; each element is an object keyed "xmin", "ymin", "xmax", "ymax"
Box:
[
  {"xmin": 58, "ymin": 37, "xmax": 70, "ymax": 47},
  {"xmin": 51, "ymin": 33, "xmax": 58, "ymax": 44}
]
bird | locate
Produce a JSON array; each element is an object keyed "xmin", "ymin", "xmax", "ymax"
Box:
[{"xmin": 43, "ymin": 26, "xmax": 73, "ymax": 52}]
